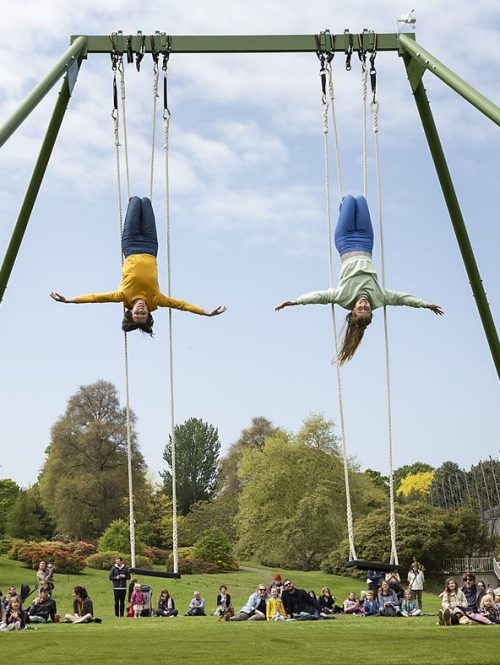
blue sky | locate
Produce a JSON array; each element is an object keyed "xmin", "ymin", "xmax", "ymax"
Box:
[{"xmin": 0, "ymin": 1, "xmax": 499, "ymax": 488}]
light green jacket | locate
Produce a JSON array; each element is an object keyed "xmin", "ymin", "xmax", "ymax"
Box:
[{"xmin": 296, "ymin": 255, "xmax": 428, "ymax": 311}]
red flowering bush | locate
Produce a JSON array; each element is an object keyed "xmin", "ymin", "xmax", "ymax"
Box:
[
  {"xmin": 142, "ymin": 546, "xmax": 168, "ymax": 565},
  {"xmin": 14, "ymin": 541, "xmax": 85, "ymax": 574},
  {"xmin": 70, "ymin": 541, "xmax": 97, "ymax": 557}
]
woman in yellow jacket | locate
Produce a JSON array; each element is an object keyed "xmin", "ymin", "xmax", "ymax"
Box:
[{"xmin": 51, "ymin": 196, "xmax": 226, "ymax": 335}]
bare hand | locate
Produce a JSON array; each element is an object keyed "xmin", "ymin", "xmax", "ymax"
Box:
[
  {"xmin": 275, "ymin": 300, "xmax": 297, "ymax": 311},
  {"xmin": 50, "ymin": 292, "xmax": 67, "ymax": 303},
  {"xmin": 428, "ymin": 304, "xmax": 443, "ymax": 315},
  {"xmin": 206, "ymin": 305, "xmax": 227, "ymax": 317}
]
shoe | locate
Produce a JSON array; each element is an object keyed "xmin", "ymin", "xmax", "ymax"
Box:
[
  {"xmin": 438, "ymin": 610, "xmax": 444, "ymax": 626},
  {"xmin": 443, "ymin": 609, "xmax": 451, "ymax": 626}
]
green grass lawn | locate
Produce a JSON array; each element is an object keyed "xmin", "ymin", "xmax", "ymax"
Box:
[{"xmin": 1, "ymin": 556, "xmax": 498, "ymax": 664}]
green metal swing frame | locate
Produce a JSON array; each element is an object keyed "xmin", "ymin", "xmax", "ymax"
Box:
[{"xmin": 0, "ymin": 30, "xmax": 498, "ymax": 378}]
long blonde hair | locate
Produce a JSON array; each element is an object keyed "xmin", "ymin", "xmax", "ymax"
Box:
[{"xmin": 338, "ymin": 311, "xmax": 373, "ymax": 365}]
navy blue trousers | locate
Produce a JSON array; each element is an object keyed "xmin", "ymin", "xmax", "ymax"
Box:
[{"xmin": 122, "ymin": 196, "xmax": 158, "ymax": 257}]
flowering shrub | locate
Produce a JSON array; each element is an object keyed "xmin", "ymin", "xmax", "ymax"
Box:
[
  {"xmin": 14, "ymin": 541, "xmax": 85, "ymax": 574},
  {"xmin": 71, "ymin": 541, "xmax": 97, "ymax": 557},
  {"xmin": 85, "ymin": 551, "xmax": 152, "ymax": 571},
  {"xmin": 142, "ymin": 546, "xmax": 168, "ymax": 565},
  {"xmin": 7, "ymin": 539, "xmax": 28, "ymax": 560},
  {"xmin": 165, "ymin": 555, "xmax": 218, "ymax": 575}
]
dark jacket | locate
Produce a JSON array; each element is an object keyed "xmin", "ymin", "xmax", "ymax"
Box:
[
  {"xmin": 216, "ymin": 593, "xmax": 232, "ymax": 608},
  {"xmin": 461, "ymin": 584, "xmax": 485, "ymax": 613},
  {"xmin": 157, "ymin": 596, "xmax": 176, "ymax": 613},
  {"xmin": 73, "ymin": 598, "xmax": 94, "ymax": 617},
  {"xmin": 281, "ymin": 588, "xmax": 318, "ymax": 617},
  {"xmin": 28, "ymin": 597, "xmax": 57, "ymax": 621},
  {"xmin": 5, "ymin": 607, "xmax": 26, "ymax": 628},
  {"xmin": 109, "ymin": 564, "xmax": 131, "ymax": 589}
]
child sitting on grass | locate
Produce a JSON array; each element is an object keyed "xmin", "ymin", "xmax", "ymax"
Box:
[
  {"xmin": 343, "ymin": 592, "xmax": 359, "ymax": 614},
  {"xmin": 363, "ymin": 590, "xmax": 380, "ymax": 617},
  {"xmin": 400, "ymin": 589, "xmax": 422, "ymax": 616},
  {"xmin": 267, "ymin": 585, "xmax": 287, "ymax": 621}
]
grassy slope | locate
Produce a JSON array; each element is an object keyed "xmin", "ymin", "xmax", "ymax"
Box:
[{"xmin": 0, "ymin": 556, "xmax": 497, "ymax": 664}]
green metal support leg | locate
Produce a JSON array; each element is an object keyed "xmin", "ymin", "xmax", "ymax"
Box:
[
  {"xmin": 0, "ymin": 60, "xmax": 83, "ymax": 305},
  {"xmin": 0, "ymin": 36, "xmax": 87, "ymax": 148},
  {"xmin": 403, "ymin": 54, "xmax": 500, "ymax": 380}
]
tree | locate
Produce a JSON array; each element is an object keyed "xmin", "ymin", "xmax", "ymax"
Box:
[
  {"xmin": 398, "ymin": 471, "xmax": 434, "ymax": 498},
  {"xmin": 0, "ymin": 479, "xmax": 20, "ymax": 537},
  {"xmin": 323, "ymin": 502, "xmax": 495, "ymax": 575},
  {"xmin": 162, "ymin": 418, "xmax": 221, "ymax": 515},
  {"xmin": 294, "ymin": 413, "xmax": 340, "ymax": 454},
  {"xmin": 39, "ymin": 381, "xmax": 148, "ymax": 539},
  {"xmin": 6, "ymin": 489, "xmax": 43, "ymax": 540},
  {"xmin": 393, "ymin": 462, "xmax": 434, "ymax": 495},
  {"xmin": 217, "ymin": 417, "xmax": 280, "ymax": 496},
  {"xmin": 236, "ymin": 430, "xmax": 347, "ymax": 571},
  {"xmin": 365, "ymin": 469, "xmax": 389, "ymax": 494},
  {"xmin": 182, "ymin": 494, "xmax": 238, "ymax": 545},
  {"xmin": 99, "ymin": 518, "xmax": 144, "ymax": 554}
]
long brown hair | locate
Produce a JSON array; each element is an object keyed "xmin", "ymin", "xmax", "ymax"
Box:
[
  {"xmin": 122, "ymin": 310, "xmax": 154, "ymax": 336},
  {"xmin": 338, "ymin": 311, "xmax": 373, "ymax": 365}
]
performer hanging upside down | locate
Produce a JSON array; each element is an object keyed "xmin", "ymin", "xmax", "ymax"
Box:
[
  {"xmin": 275, "ymin": 195, "xmax": 443, "ymax": 365},
  {"xmin": 51, "ymin": 196, "xmax": 226, "ymax": 335}
]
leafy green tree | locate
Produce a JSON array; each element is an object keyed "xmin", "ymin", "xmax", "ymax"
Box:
[
  {"xmin": 182, "ymin": 494, "xmax": 238, "ymax": 545},
  {"xmin": 39, "ymin": 380, "xmax": 148, "ymax": 539},
  {"xmin": 99, "ymin": 518, "xmax": 144, "ymax": 554},
  {"xmin": 218, "ymin": 417, "xmax": 279, "ymax": 496},
  {"xmin": 0, "ymin": 479, "xmax": 20, "ymax": 537},
  {"xmin": 162, "ymin": 418, "xmax": 221, "ymax": 515},
  {"xmin": 323, "ymin": 502, "xmax": 494, "ymax": 575},
  {"xmin": 193, "ymin": 527, "xmax": 238, "ymax": 569},
  {"xmin": 365, "ymin": 469, "xmax": 389, "ymax": 494},
  {"xmin": 6, "ymin": 489, "xmax": 43, "ymax": 539},
  {"xmin": 430, "ymin": 461, "xmax": 466, "ymax": 509},
  {"xmin": 236, "ymin": 430, "xmax": 346, "ymax": 571},
  {"xmin": 294, "ymin": 413, "xmax": 340, "ymax": 454}
]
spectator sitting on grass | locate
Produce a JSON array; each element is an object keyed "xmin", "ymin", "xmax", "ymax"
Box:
[
  {"xmin": 230, "ymin": 585, "xmax": 269, "ymax": 622},
  {"xmin": 267, "ymin": 585, "xmax": 287, "ymax": 621},
  {"xmin": 439, "ymin": 578, "xmax": 468, "ymax": 626},
  {"xmin": 27, "ymin": 587, "xmax": 57, "ymax": 623},
  {"xmin": 479, "ymin": 594, "xmax": 500, "ymax": 624},
  {"xmin": 318, "ymin": 587, "xmax": 338, "ymax": 615},
  {"xmin": 461, "ymin": 573, "xmax": 487, "ymax": 624},
  {"xmin": 343, "ymin": 591, "xmax": 360, "ymax": 614},
  {"xmin": 363, "ymin": 590, "xmax": 380, "ymax": 616},
  {"xmin": 185, "ymin": 591, "xmax": 206, "ymax": 616},
  {"xmin": 266, "ymin": 574, "xmax": 283, "ymax": 596},
  {"xmin": 0, "ymin": 596, "xmax": 26, "ymax": 631},
  {"xmin": 281, "ymin": 579, "xmax": 319, "ymax": 619},
  {"xmin": 400, "ymin": 589, "xmax": 421, "ymax": 616},
  {"xmin": 378, "ymin": 580, "xmax": 401, "ymax": 616},
  {"xmin": 157, "ymin": 589, "xmax": 178, "ymax": 617},
  {"xmin": 64, "ymin": 586, "xmax": 94, "ymax": 624},
  {"xmin": 216, "ymin": 585, "xmax": 234, "ymax": 619}
]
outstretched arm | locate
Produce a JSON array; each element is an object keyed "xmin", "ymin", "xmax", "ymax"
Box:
[
  {"xmin": 158, "ymin": 294, "xmax": 226, "ymax": 316},
  {"xmin": 50, "ymin": 291, "xmax": 122, "ymax": 304}
]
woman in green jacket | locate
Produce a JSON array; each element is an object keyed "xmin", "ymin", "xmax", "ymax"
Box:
[{"xmin": 275, "ymin": 195, "xmax": 442, "ymax": 364}]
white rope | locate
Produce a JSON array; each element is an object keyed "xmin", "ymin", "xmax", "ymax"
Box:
[
  {"xmin": 163, "ymin": 73, "xmax": 178, "ymax": 574},
  {"xmin": 371, "ymin": 98, "xmax": 398, "ymax": 565},
  {"xmin": 118, "ymin": 61, "xmax": 131, "ymax": 200},
  {"xmin": 321, "ymin": 69, "xmax": 356, "ymax": 562},
  {"xmin": 326, "ymin": 63, "xmax": 343, "ymax": 200},
  {"xmin": 112, "ymin": 66, "xmax": 136, "ymax": 568},
  {"xmin": 149, "ymin": 61, "xmax": 159, "ymax": 200}
]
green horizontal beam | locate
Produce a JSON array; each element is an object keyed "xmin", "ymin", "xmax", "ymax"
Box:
[
  {"xmin": 71, "ymin": 32, "xmax": 407, "ymax": 54},
  {"xmin": 399, "ymin": 34, "xmax": 500, "ymax": 126},
  {"xmin": 0, "ymin": 36, "xmax": 87, "ymax": 149}
]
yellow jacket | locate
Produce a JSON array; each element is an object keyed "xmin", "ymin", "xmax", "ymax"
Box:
[
  {"xmin": 73, "ymin": 254, "xmax": 204, "ymax": 314},
  {"xmin": 266, "ymin": 597, "xmax": 287, "ymax": 620}
]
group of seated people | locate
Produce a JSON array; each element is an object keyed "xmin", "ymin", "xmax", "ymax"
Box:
[{"xmin": 439, "ymin": 574, "xmax": 500, "ymax": 625}]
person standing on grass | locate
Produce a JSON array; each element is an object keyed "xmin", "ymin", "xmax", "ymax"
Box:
[
  {"xmin": 407, "ymin": 562, "xmax": 425, "ymax": 610},
  {"xmin": 109, "ymin": 557, "xmax": 131, "ymax": 618}
]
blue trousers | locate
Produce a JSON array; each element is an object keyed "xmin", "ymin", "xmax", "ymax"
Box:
[
  {"xmin": 334, "ymin": 195, "xmax": 374, "ymax": 256},
  {"xmin": 121, "ymin": 196, "xmax": 158, "ymax": 257}
]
